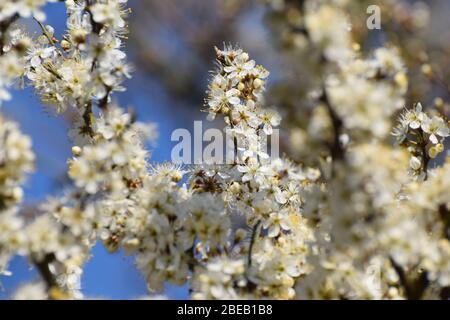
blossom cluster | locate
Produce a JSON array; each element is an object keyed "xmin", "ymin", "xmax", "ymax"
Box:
[
  {"xmin": 0, "ymin": 0, "xmax": 53, "ymax": 23},
  {"xmin": 327, "ymin": 47, "xmax": 407, "ymax": 138},
  {"xmin": 0, "ymin": 0, "xmax": 59, "ymax": 106},
  {"xmin": 206, "ymin": 46, "xmax": 279, "ymax": 152},
  {"xmin": 0, "ymin": 115, "xmax": 34, "ymax": 208},
  {"xmin": 0, "ymin": 115, "xmax": 34, "ymax": 275},
  {"xmin": 1, "ymin": 0, "xmax": 319, "ymax": 299},
  {"xmin": 186, "ymin": 46, "xmax": 321, "ymax": 299},
  {"xmin": 25, "ymin": 0, "xmax": 131, "ymax": 127},
  {"xmin": 263, "ymin": 0, "xmax": 409, "ymax": 167},
  {"xmin": 0, "ymin": 0, "xmax": 143, "ymax": 298},
  {"xmin": 393, "ymin": 103, "xmax": 449, "ymax": 179}
]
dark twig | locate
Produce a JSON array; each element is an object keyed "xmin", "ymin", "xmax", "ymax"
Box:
[
  {"xmin": 245, "ymin": 220, "xmax": 261, "ymax": 291},
  {"xmin": 440, "ymin": 286, "xmax": 450, "ymax": 300},
  {"xmin": 320, "ymin": 89, "xmax": 345, "ymax": 161},
  {"xmin": 79, "ymin": 102, "xmax": 95, "ymax": 137},
  {"xmin": 0, "ymin": 14, "xmax": 19, "ymax": 55},
  {"xmin": 247, "ymin": 220, "xmax": 261, "ymax": 268},
  {"xmin": 390, "ymin": 257, "xmax": 429, "ymax": 300},
  {"xmin": 439, "ymin": 204, "xmax": 450, "ymax": 241},
  {"xmin": 33, "ymin": 253, "xmax": 58, "ymax": 290},
  {"xmin": 418, "ymin": 130, "xmax": 430, "ymax": 180}
]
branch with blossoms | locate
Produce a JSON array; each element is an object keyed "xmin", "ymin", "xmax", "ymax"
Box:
[
  {"xmin": 393, "ymin": 103, "xmax": 449, "ymax": 180},
  {"xmin": 0, "ymin": 0, "xmax": 144, "ymax": 298},
  {"xmin": 0, "ymin": 0, "xmax": 320, "ymax": 300}
]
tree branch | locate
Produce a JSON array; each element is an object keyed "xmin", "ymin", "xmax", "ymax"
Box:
[
  {"xmin": 247, "ymin": 220, "xmax": 261, "ymax": 269},
  {"xmin": 0, "ymin": 14, "xmax": 19, "ymax": 55},
  {"xmin": 320, "ymin": 89, "xmax": 345, "ymax": 162},
  {"xmin": 33, "ymin": 253, "xmax": 58, "ymax": 290},
  {"xmin": 390, "ymin": 257, "xmax": 429, "ymax": 300},
  {"xmin": 439, "ymin": 204, "xmax": 450, "ymax": 241}
]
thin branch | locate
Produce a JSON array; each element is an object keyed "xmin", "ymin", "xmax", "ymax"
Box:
[
  {"xmin": 289, "ymin": 7, "xmax": 345, "ymax": 163},
  {"xmin": 85, "ymin": 0, "xmax": 103, "ymax": 35},
  {"xmin": 418, "ymin": 129, "xmax": 430, "ymax": 180},
  {"xmin": 33, "ymin": 253, "xmax": 58, "ymax": 290},
  {"xmin": 247, "ymin": 220, "xmax": 261, "ymax": 268},
  {"xmin": 320, "ymin": 88, "xmax": 345, "ymax": 162},
  {"xmin": 244, "ymin": 220, "xmax": 261, "ymax": 291},
  {"xmin": 79, "ymin": 101, "xmax": 95, "ymax": 137},
  {"xmin": 439, "ymin": 204, "xmax": 450, "ymax": 241},
  {"xmin": 98, "ymin": 86, "xmax": 112, "ymax": 110},
  {"xmin": 389, "ymin": 257, "xmax": 429, "ymax": 300},
  {"xmin": 34, "ymin": 18, "xmax": 64, "ymax": 57}
]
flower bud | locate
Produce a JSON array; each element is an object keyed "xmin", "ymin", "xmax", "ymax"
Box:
[
  {"xmin": 428, "ymin": 147, "xmax": 437, "ymax": 159},
  {"xmin": 124, "ymin": 238, "xmax": 140, "ymax": 250},
  {"xmin": 410, "ymin": 156, "xmax": 422, "ymax": 170},
  {"xmin": 253, "ymin": 78, "xmax": 263, "ymax": 89},
  {"xmin": 394, "ymin": 72, "xmax": 408, "ymax": 90},
  {"xmin": 13, "ymin": 38, "xmax": 32, "ymax": 53},
  {"xmin": 428, "ymin": 145, "xmax": 443, "ymax": 159},
  {"xmin": 421, "ymin": 64, "xmax": 432, "ymax": 77},
  {"xmin": 12, "ymin": 187, "xmax": 23, "ymax": 203},
  {"xmin": 61, "ymin": 40, "xmax": 71, "ymax": 51},
  {"xmin": 230, "ymin": 182, "xmax": 240, "ymax": 193},
  {"xmin": 72, "ymin": 29, "xmax": 86, "ymax": 44},
  {"xmin": 171, "ymin": 171, "xmax": 183, "ymax": 183},
  {"xmin": 72, "ymin": 146, "xmax": 82, "ymax": 156}
]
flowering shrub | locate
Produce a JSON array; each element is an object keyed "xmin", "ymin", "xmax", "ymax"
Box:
[{"xmin": 0, "ymin": 0, "xmax": 449, "ymax": 300}]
